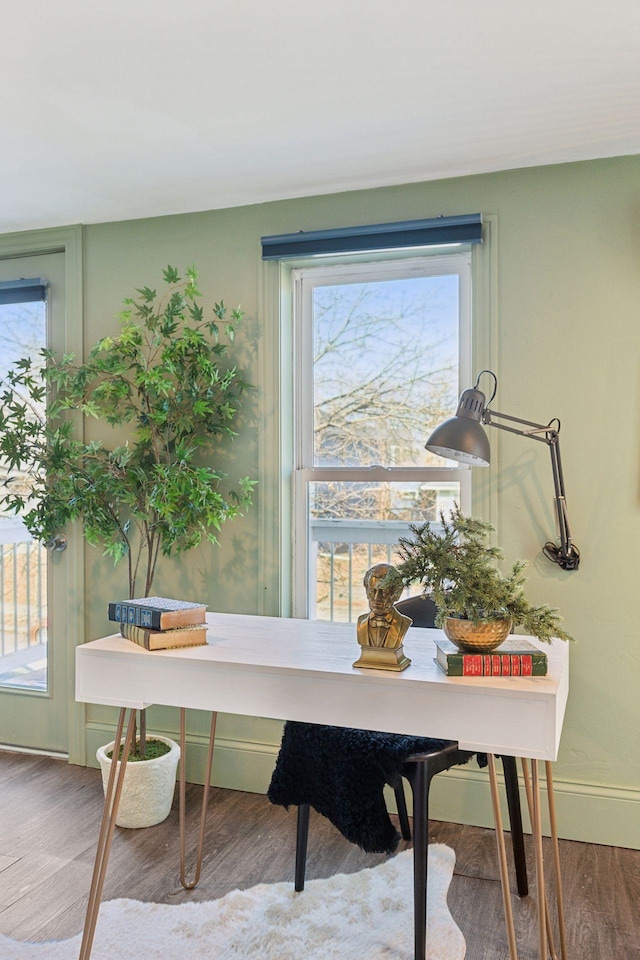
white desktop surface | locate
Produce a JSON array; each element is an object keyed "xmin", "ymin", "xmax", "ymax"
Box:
[{"xmin": 76, "ymin": 612, "xmax": 569, "ymax": 761}]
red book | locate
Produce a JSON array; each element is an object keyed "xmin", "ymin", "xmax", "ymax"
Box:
[{"xmin": 435, "ymin": 636, "xmax": 548, "ymax": 677}]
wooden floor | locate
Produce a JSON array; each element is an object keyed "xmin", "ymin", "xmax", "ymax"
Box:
[{"xmin": 0, "ymin": 751, "xmax": 637, "ymax": 959}]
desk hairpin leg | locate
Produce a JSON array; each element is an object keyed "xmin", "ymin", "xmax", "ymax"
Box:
[
  {"xmin": 487, "ymin": 754, "xmax": 519, "ymax": 960},
  {"xmin": 521, "ymin": 759, "xmax": 568, "ymax": 960},
  {"xmin": 78, "ymin": 707, "xmax": 136, "ymax": 960},
  {"xmin": 179, "ymin": 708, "xmax": 217, "ymax": 889},
  {"xmin": 544, "ymin": 762, "xmax": 568, "ymax": 960}
]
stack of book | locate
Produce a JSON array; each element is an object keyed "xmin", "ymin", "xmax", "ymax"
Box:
[
  {"xmin": 434, "ymin": 635, "xmax": 548, "ymax": 677},
  {"xmin": 108, "ymin": 597, "xmax": 208, "ymax": 650}
]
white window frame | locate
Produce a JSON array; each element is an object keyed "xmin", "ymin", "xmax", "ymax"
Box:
[{"xmin": 291, "ymin": 251, "xmax": 473, "ymax": 619}]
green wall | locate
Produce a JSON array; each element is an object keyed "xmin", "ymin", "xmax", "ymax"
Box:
[{"xmin": 75, "ymin": 154, "xmax": 639, "ymax": 848}]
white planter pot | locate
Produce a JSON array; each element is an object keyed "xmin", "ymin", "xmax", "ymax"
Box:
[{"xmin": 96, "ymin": 735, "xmax": 181, "ymax": 829}]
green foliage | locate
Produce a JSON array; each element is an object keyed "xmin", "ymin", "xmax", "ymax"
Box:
[
  {"xmin": 107, "ymin": 738, "xmax": 171, "ymax": 762},
  {"xmin": 387, "ymin": 506, "xmax": 573, "ymax": 643},
  {"xmin": 0, "ymin": 266, "xmax": 256, "ymax": 599}
]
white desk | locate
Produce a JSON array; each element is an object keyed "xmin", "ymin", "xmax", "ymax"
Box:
[
  {"xmin": 77, "ymin": 612, "xmax": 568, "ymax": 759},
  {"xmin": 76, "ymin": 613, "xmax": 570, "ymax": 960}
]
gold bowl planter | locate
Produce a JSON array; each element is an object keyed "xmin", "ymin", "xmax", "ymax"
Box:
[{"xmin": 443, "ymin": 616, "xmax": 512, "ymax": 653}]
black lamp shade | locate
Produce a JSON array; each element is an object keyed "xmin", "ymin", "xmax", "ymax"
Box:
[
  {"xmin": 425, "ymin": 386, "xmax": 491, "ymax": 466},
  {"xmin": 426, "ymin": 417, "xmax": 491, "ymax": 465}
]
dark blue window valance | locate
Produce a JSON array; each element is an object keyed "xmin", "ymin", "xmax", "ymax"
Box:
[
  {"xmin": 0, "ymin": 278, "xmax": 47, "ymax": 305},
  {"xmin": 261, "ymin": 213, "xmax": 482, "ymax": 260}
]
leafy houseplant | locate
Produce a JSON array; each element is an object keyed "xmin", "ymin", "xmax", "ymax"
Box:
[
  {"xmin": 0, "ymin": 264, "xmax": 255, "ymax": 601},
  {"xmin": 0, "ymin": 265, "xmax": 256, "ymax": 813},
  {"xmin": 387, "ymin": 506, "xmax": 573, "ymax": 651}
]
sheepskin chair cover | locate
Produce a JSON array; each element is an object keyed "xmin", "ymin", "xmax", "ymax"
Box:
[{"xmin": 268, "ymin": 721, "xmax": 465, "ymax": 854}]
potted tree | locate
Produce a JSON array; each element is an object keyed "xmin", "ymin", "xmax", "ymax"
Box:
[
  {"xmin": 0, "ymin": 264, "xmax": 255, "ymax": 825},
  {"xmin": 386, "ymin": 506, "xmax": 573, "ymax": 652}
]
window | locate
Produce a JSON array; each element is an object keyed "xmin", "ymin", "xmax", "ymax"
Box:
[
  {"xmin": 292, "ymin": 253, "xmax": 472, "ymax": 620},
  {"xmin": 0, "ymin": 277, "xmax": 48, "ymax": 690}
]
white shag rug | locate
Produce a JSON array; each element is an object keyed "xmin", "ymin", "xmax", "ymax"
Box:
[{"xmin": 0, "ymin": 845, "xmax": 465, "ymax": 960}]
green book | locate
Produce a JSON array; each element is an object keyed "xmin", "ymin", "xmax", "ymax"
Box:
[{"xmin": 434, "ymin": 635, "xmax": 548, "ymax": 677}]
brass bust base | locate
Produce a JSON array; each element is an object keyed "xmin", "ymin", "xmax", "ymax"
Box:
[{"xmin": 353, "ymin": 643, "xmax": 411, "ymax": 672}]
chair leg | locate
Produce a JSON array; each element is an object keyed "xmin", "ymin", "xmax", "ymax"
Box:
[
  {"xmin": 405, "ymin": 762, "xmax": 431, "ymax": 960},
  {"xmin": 394, "ymin": 782, "xmax": 412, "ymax": 841},
  {"xmin": 295, "ymin": 803, "xmax": 310, "ymax": 892},
  {"xmin": 501, "ymin": 755, "xmax": 528, "ymax": 897}
]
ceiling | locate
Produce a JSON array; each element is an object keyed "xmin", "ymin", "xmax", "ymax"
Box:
[{"xmin": 2, "ymin": 1, "xmax": 639, "ymax": 234}]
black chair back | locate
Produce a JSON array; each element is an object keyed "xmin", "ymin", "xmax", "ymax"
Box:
[{"xmin": 395, "ymin": 595, "xmax": 437, "ymax": 629}]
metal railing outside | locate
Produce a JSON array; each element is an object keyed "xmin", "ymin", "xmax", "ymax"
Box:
[
  {"xmin": 310, "ymin": 518, "xmax": 441, "ymax": 623},
  {"xmin": 0, "ymin": 539, "xmax": 48, "ymax": 657}
]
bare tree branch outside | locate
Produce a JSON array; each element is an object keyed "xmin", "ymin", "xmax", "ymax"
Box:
[{"xmin": 304, "ymin": 271, "xmax": 464, "ymax": 620}]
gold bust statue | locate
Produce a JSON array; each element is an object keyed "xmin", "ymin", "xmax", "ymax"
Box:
[{"xmin": 353, "ymin": 563, "xmax": 412, "ymax": 671}]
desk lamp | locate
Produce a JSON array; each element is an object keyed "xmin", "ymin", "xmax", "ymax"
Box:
[{"xmin": 425, "ymin": 369, "xmax": 580, "ymax": 570}]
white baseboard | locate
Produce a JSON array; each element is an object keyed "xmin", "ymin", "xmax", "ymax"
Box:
[
  {"xmin": 407, "ymin": 763, "xmax": 640, "ymax": 850},
  {"xmin": 84, "ymin": 723, "xmax": 639, "ymax": 850},
  {"xmin": 85, "ymin": 721, "xmax": 278, "ymax": 794}
]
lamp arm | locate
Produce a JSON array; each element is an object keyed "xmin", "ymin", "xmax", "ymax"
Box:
[
  {"xmin": 547, "ymin": 436, "xmax": 576, "ymax": 558},
  {"xmin": 482, "ymin": 407, "xmax": 556, "ymax": 441},
  {"xmin": 482, "ymin": 407, "xmax": 580, "ymax": 570}
]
